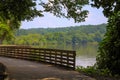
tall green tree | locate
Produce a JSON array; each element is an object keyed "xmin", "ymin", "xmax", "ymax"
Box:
[{"xmin": 92, "ymin": 0, "xmax": 120, "ymax": 75}]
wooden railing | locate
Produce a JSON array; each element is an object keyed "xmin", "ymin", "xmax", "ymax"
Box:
[{"xmin": 0, "ymin": 45, "xmax": 76, "ymax": 69}]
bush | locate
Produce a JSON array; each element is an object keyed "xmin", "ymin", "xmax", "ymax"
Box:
[{"xmin": 76, "ymin": 65, "xmax": 111, "ymax": 77}]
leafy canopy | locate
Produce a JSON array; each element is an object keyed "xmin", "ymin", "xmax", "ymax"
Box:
[
  {"xmin": 0, "ymin": 0, "xmax": 89, "ymax": 22},
  {"xmin": 0, "ymin": 0, "xmax": 89, "ymax": 43},
  {"xmin": 92, "ymin": 0, "xmax": 120, "ymax": 75},
  {"xmin": 91, "ymin": 0, "xmax": 120, "ymax": 17},
  {"xmin": 40, "ymin": 0, "xmax": 89, "ymax": 22},
  {"xmin": 0, "ymin": 0, "xmax": 43, "ymax": 21}
]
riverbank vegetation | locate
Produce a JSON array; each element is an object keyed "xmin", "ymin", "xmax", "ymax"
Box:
[
  {"xmin": 76, "ymin": 66, "xmax": 120, "ymax": 80},
  {"xmin": 3, "ymin": 24, "xmax": 106, "ymax": 49}
]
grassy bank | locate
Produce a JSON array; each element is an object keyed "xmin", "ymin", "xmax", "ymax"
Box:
[{"xmin": 76, "ymin": 66, "xmax": 120, "ymax": 80}]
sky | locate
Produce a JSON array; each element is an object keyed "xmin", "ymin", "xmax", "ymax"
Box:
[{"xmin": 21, "ymin": 5, "xmax": 108, "ymax": 29}]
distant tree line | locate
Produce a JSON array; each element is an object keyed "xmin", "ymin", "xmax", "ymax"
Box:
[{"xmin": 3, "ymin": 24, "xmax": 106, "ymax": 47}]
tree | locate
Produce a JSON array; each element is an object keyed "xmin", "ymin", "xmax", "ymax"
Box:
[
  {"xmin": 0, "ymin": 0, "xmax": 43, "ymax": 44},
  {"xmin": 92, "ymin": 0, "xmax": 120, "ymax": 75},
  {"xmin": 0, "ymin": 0, "xmax": 89, "ymax": 44}
]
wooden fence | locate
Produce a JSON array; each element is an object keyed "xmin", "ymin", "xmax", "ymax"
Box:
[{"xmin": 0, "ymin": 45, "xmax": 76, "ymax": 69}]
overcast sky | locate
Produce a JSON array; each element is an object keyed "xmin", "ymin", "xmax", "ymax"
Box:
[{"xmin": 21, "ymin": 5, "xmax": 108, "ymax": 29}]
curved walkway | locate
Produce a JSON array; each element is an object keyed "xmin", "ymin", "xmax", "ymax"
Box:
[{"xmin": 0, "ymin": 57, "xmax": 95, "ymax": 80}]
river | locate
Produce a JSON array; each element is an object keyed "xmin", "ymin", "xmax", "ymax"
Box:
[{"xmin": 75, "ymin": 43, "xmax": 98, "ymax": 67}]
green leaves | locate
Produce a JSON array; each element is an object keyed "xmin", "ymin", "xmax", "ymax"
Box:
[
  {"xmin": 91, "ymin": 0, "xmax": 120, "ymax": 75},
  {"xmin": 10, "ymin": 24, "xmax": 106, "ymax": 47},
  {"xmin": 0, "ymin": 0, "xmax": 90, "ymax": 43},
  {"xmin": 41, "ymin": 0, "xmax": 89, "ymax": 22},
  {"xmin": 91, "ymin": 0, "xmax": 119, "ymax": 17},
  {"xmin": 96, "ymin": 10, "xmax": 120, "ymax": 75},
  {"xmin": 0, "ymin": 0, "xmax": 44, "ymax": 44},
  {"xmin": 0, "ymin": 0, "xmax": 43, "ymax": 21},
  {"xmin": 0, "ymin": 22, "xmax": 13, "ymax": 41}
]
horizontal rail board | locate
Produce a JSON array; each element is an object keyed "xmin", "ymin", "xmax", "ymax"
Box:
[{"xmin": 0, "ymin": 45, "xmax": 76, "ymax": 69}]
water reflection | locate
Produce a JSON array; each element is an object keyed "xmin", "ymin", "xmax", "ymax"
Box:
[
  {"xmin": 75, "ymin": 43, "xmax": 98, "ymax": 67},
  {"xmin": 76, "ymin": 56, "xmax": 96, "ymax": 67}
]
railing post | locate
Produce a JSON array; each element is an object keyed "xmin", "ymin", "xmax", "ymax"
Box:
[{"xmin": 73, "ymin": 51, "xmax": 76, "ymax": 70}]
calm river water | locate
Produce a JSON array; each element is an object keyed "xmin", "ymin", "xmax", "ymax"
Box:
[{"xmin": 75, "ymin": 43, "xmax": 98, "ymax": 67}]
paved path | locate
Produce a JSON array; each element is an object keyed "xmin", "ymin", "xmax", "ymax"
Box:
[{"xmin": 0, "ymin": 57, "xmax": 96, "ymax": 80}]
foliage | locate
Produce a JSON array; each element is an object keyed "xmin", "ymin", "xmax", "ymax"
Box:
[
  {"xmin": 0, "ymin": 0, "xmax": 90, "ymax": 23},
  {"xmin": 5, "ymin": 24, "xmax": 106, "ymax": 48},
  {"xmin": 0, "ymin": 23, "xmax": 13, "ymax": 42},
  {"xmin": 76, "ymin": 66, "xmax": 111, "ymax": 76},
  {"xmin": 16, "ymin": 24, "xmax": 106, "ymax": 36},
  {"xmin": 0, "ymin": 0, "xmax": 43, "ymax": 44},
  {"xmin": 91, "ymin": 0, "xmax": 120, "ymax": 17},
  {"xmin": 0, "ymin": 0, "xmax": 90, "ymax": 44},
  {"xmin": 40, "ymin": 0, "xmax": 89, "ymax": 22},
  {"xmin": 97, "ymin": 12, "xmax": 120, "ymax": 75},
  {"xmin": 76, "ymin": 66, "xmax": 120, "ymax": 80},
  {"xmin": 92, "ymin": 0, "xmax": 120, "ymax": 75},
  {"xmin": 0, "ymin": 17, "xmax": 14, "ymax": 44},
  {"xmin": 0, "ymin": 0, "xmax": 43, "ymax": 21}
]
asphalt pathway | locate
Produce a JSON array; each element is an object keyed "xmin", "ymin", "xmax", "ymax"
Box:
[{"xmin": 0, "ymin": 57, "xmax": 96, "ymax": 80}]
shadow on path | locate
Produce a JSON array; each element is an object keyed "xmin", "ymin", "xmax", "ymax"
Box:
[{"xmin": 0, "ymin": 57, "xmax": 95, "ymax": 80}]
